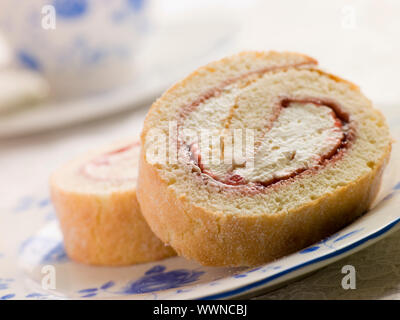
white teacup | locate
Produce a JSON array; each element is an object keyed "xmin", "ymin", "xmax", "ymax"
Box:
[{"xmin": 0, "ymin": 0, "xmax": 148, "ymax": 98}]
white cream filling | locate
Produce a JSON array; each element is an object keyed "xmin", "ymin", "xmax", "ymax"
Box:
[
  {"xmin": 82, "ymin": 144, "xmax": 140, "ymax": 182},
  {"xmin": 234, "ymin": 103, "xmax": 343, "ymax": 183},
  {"xmin": 182, "ymin": 87, "xmax": 344, "ymax": 184}
]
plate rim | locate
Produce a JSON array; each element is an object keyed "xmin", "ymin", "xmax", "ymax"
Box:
[
  {"xmin": 198, "ymin": 216, "xmax": 400, "ymax": 300},
  {"xmin": 9, "ymin": 174, "xmax": 400, "ymax": 300}
]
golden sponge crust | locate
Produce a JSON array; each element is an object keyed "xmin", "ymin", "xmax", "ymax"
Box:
[
  {"xmin": 50, "ymin": 141, "xmax": 175, "ymax": 266},
  {"xmin": 137, "ymin": 143, "xmax": 389, "ymax": 266}
]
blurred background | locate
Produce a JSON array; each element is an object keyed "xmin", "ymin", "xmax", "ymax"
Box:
[
  {"xmin": 1, "ymin": 0, "xmax": 400, "ymax": 300},
  {"xmin": 1, "ymin": 0, "xmax": 400, "ymax": 205}
]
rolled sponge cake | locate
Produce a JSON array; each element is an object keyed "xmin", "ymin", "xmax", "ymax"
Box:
[
  {"xmin": 137, "ymin": 51, "xmax": 392, "ymax": 267},
  {"xmin": 50, "ymin": 139, "xmax": 175, "ymax": 266}
]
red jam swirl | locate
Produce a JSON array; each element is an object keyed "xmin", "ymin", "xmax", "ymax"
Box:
[{"xmin": 177, "ymin": 65, "xmax": 354, "ymax": 191}]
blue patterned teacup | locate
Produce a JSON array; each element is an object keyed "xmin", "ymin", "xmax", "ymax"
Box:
[{"xmin": 0, "ymin": 0, "xmax": 147, "ymax": 97}]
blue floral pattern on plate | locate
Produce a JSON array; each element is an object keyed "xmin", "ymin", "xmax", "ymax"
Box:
[
  {"xmin": 120, "ymin": 265, "xmax": 204, "ymax": 294},
  {"xmin": 299, "ymin": 228, "xmax": 364, "ymax": 254},
  {"xmin": 127, "ymin": 0, "xmax": 144, "ymax": 11},
  {"xmin": 53, "ymin": 0, "xmax": 88, "ymax": 18},
  {"xmin": 0, "ymin": 278, "xmax": 14, "ymax": 290},
  {"xmin": 5, "ymin": 177, "xmax": 400, "ymax": 299},
  {"xmin": 0, "ymin": 279, "xmax": 15, "ymax": 300},
  {"xmin": 76, "ymin": 266, "xmax": 204, "ymax": 298},
  {"xmin": 16, "ymin": 51, "xmax": 41, "ymax": 71},
  {"xmin": 19, "ymin": 237, "xmax": 69, "ymax": 264}
]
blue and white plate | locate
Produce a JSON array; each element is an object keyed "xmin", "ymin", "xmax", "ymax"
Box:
[{"xmin": 1, "ymin": 143, "xmax": 399, "ymax": 300}]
